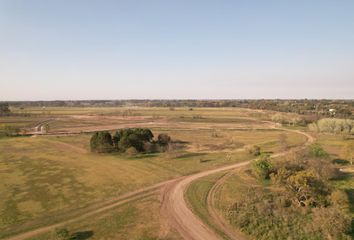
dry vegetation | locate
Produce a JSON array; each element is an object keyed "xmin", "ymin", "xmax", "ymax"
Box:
[{"xmin": 0, "ymin": 105, "xmax": 352, "ymax": 239}]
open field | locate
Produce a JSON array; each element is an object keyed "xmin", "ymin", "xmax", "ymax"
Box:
[{"xmin": 0, "ymin": 106, "xmax": 350, "ymax": 239}]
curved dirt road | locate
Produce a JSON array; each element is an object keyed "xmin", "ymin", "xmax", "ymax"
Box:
[
  {"xmin": 6, "ymin": 128, "xmax": 313, "ymax": 240},
  {"xmin": 160, "ymin": 129, "xmax": 314, "ymax": 240}
]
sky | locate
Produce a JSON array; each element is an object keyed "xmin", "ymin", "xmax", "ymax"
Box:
[{"xmin": 0, "ymin": 0, "xmax": 354, "ymax": 100}]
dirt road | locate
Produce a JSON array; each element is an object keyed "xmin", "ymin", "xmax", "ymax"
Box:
[
  {"xmin": 3, "ymin": 178, "xmax": 182, "ymax": 240},
  {"xmin": 5, "ymin": 128, "xmax": 313, "ymax": 240},
  {"xmin": 160, "ymin": 129, "xmax": 314, "ymax": 240}
]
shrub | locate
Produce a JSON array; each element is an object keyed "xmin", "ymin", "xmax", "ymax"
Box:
[
  {"xmin": 308, "ymin": 143, "xmax": 329, "ymax": 158},
  {"xmin": 2, "ymin": 125, "xmax": 20, "ymax": 136},
  {"xmin": 90, "ymin": 131, "xmax": 114, "ymax": 153},
  {"xmin": 307, "ymin": 158, "xmax": 341, "ymax": 180},
  {"xmin": 331, "ymin": 190, "xmax": 350, "ymax": 211},
  {"xmin": 312, "ymin": 207, "xmax": 352, "ymax": 239},
  {"xmin": 248, "ymin": 145, "xmax": 261, "ymax": 156},
  {"xmin": 252, "ymin": 155, "xmax": 273, "ymax": 179},
  {"xmin": 55, "ymin": 228, "xmax": 70, "ymax": 240},
  {"xmin": 286, "ymin": 170, "xmax": 330, "ymax": 207},
  {"xmin": 157, "ymin": 133, "xmax": 171, "ymax": 146},
  {"xmin": 126, "ymin": 146, "xmax": 138, "ymax": 156}
]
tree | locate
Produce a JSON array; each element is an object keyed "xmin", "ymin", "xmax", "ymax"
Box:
[
  {"xmin": 117, "ymin": 128, "xmax": 154, "ymax": 152},
  {"xmin": 90, "ymin": 131, "xmax": 113, "ymax": 153},
  {"xmin": 112, "ymin": 131, "xmax": 121, "ymax": 148},
  {"xmin": 252, "ymin": 155, "xmax": 273, "ymax": 179}
]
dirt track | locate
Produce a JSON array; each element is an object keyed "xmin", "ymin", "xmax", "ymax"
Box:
[
  {"xmin": 3, "ymin": 178, "xmax": 181, "ymax": 240},
  {"xmin": 6, "ymin": 126, "xmax": 314, "ymax": 240},
  {"xmin": 159, "ymin": 129, "xmax": 314, "ymax": 240}
]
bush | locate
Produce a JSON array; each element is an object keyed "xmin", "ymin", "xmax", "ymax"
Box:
[
  {"xmin": 286, "ymin": 170, "xmax": 330, "ymax": 207},
  {"xmin": 307, "ymin": 158, "xmax": 341, "ymax": 180},
  {"xmin": 331, "ymin": 190, "xmax": 350, "ymax": 211},
  {"xmin": 55, "ymin": 228, "xmax": 70, "ymax": 240},
  {"xmin": 248, "ymin": 145, "xmax": 261, "ymax": 156},
  {"xmin": 90, "ymin": 131, "xmax": 114, "ymax": 153},
  {"xmin": 308, "ymin": 144, "xmax": 329, "ymax": 158},
  {"xmin": 2, "ymin": 125, "xmax": 20, "ymax": 136},
  {"xmin": 157, "ymin": 133, "xmax": 171, "ymax": 146},
  {"xmin": 252, "ymin": 155, "xmax": 273, "ymax": 179},
  {"xmin": 312, "ymin": 207, "xmax": 352, "ymax": 239},
  {"xmin": 126, "ymin": 146, "xmax": 138, "ymax": 155}
]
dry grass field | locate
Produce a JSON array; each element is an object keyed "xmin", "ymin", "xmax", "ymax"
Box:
[{"xmin": 0, "ymin": 107, "xmax": 348, "ymax": 239}]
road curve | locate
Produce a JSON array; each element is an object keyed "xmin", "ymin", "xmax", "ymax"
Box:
[
  {"xmin": 3, "ymin": 178, "xmax": 182, "ymax": 240},
  {"xmin": 5, "ymin": 128, "xmax": 313, "ymax": 240},
  {"xmin": 160, "ymin": 128, "xmax": 314, "ymax": 240}
]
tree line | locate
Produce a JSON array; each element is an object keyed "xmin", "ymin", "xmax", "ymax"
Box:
[{"xmin": 4, "ymin": 99, "xmax": 353, "ymax": 118}]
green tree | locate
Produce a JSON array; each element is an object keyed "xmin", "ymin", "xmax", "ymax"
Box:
[
  {"xmin": 117, "ymin": 128, "xmax": 154, "ymax": 152},
  {"xmin": 90, "ymin": 131, "xmax": 113, "ymax": 153},
  {"xmin": 252, "ymin": 155, "xmax": 273, "ymax": 179}
]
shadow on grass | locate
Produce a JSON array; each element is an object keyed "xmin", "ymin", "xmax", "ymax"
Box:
[
  {"xmin": 345, "ymin": 189, "xmax": 354, "ymax": 238},
  {"xmin": 332, "ymin": 158, "xmax": 350, "ymax": 165},
  {"xmin": 131, "ymin": 153, "xmax": 160, "ymax": 159},
  {"xmin": 70, "ymin": 231, "xmax": 94, "ymax": 240},
  {"xmin": 199, "ymin": 159, "xmax": 213, "ymax": 163},
  {"xmin": 345, "ymin": 188, "xmax": 354, "ymax": 214},
  {"xmin": 176, "ymin": 152, "xmax": 207, "ymax": 159},
  {"xmin": 336, "ymin": 171, "xmax": 353, "ymax": 181}
]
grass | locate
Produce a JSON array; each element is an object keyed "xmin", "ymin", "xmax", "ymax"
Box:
[
  {"xmin": 185, "ymin": 133, "xmax": 354, "ymax": 239},
  {"xmin": 0, "ymin": 107, "xmax": 309, "ymax": 238},
  {"xmin": 30, "ymin": 195, "xmax": 169, "ymax": 240},
  {"xmin": 185, "ymin": 173, "xmax": 230, "ymax": 240}
]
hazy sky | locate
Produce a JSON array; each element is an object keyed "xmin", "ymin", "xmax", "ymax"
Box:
[{"xmin": 1, "ymin": 0, "xmax": 354, "ymax": 100}]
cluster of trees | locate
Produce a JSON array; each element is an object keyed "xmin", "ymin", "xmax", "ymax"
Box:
[
  {"xmin": 233, "ymin": 144, "xmax": 352, "ymax": 239},
  {"xmin": 90, "ymin": 128, "xmax": 171, "ymax": 154},
  {"xmin": 308, "ymin": 118, "xmax": 354, "ymax": 135}
]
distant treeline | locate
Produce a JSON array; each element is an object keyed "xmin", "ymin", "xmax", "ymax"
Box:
[{"xmin": 2, "ymin": 99, "xmax": 353, "ymax": 118}]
